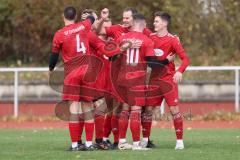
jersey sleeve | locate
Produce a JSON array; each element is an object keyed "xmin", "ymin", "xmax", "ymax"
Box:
[
  {"xmin": 143, "ymin": 39, "xmax": 155, "ymax": 57},
  {"xmin": 88, "ymin": 32, "xmax": 104, "ymax": 55},
  {"xmin": 105, "ymin": 25, "xmax": 120, "ymax": 37},
  {"xmin": 81, "ymin": 19, "xmax": 92, "ymax": 31},
  {"xmin": 88, "ymin": 31, "xmax": 121, "ymax": 57},
  {"xmin": 173, "ymin": 37, "xmax": 190, "ymax": 73},
  {"xmin": 51, "ymin": 31, "xmax": 62, "ymax": 53},
  {"xmin": 143, "ymin": 28, "xmax": 152, "ymax": 37}
]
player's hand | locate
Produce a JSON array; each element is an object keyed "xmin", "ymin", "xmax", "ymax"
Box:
[
  {"xmin": 120, "ymin": 41, "xmax": 132, "ymax": 51},
  {"xmin": 92, "ymin": 12, "xmax": 98, "ymax": 20},
  {"xmin": 101, "ymin": 8, "xmax": 109, "ymax": 19},
  {"xmin": 167, "ymin": 53, "xmax": 176, "ymax": 62},
  {"xmin": 173, "ymin": 71, "xmax": 182, "ymax": 83}
]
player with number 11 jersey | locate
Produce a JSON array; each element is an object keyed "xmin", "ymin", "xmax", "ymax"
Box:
[{"xmin": 115, "ymin": 31, "xmax": 154, "ymax": 106}]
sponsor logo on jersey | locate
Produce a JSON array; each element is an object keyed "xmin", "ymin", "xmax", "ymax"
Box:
[
  {"xmin": 122, "ymin": 38, "xmax": 143, "ymax": 45},
  {"xmin": 154, "ymin": 49, "xmax": 164, "ymax": 56}
]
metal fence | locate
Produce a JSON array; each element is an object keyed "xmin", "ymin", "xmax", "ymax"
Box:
[{"xmin": 0, "ymin": 66, "xmax": 239, "ymax": 117}]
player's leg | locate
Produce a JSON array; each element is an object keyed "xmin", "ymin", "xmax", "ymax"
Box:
[
  {"xmin": 103, "ymin": 98, "xmax": 113, "ymax": 146},
  {"xmin": 140, "ymin": 66, "xmax": 157, "ymax": 148},
  {"xmin": 118, "ymin": 103, "xmax": 132, "ymax": 150},
  {"xmin": 94, "ymin": 98, "xmax": 109, "ymax": 150},
  {"xmin": 169, "ymin": 106, "xmax": 184, "ymax": 149},
  {"xmin": 81, "ymin": 101, "xmax": 95, "ymax": 150},
  {"xmin": 165, "ymin": 82, "xmax": 184, "ymax": 150},
  {"xmin": 63, "ymin": 67, "xmax": 87, "ymax": 151},
  {"xmin": 130, "ymin": 105, "xmax": 148, "ymax": 150},
  {"xmin": 68, "ymin": 101, "xmax": 82, "ymax": 151},
  {"xmin": 140, "ymin": 105, "xmax": 155, "ymax": 148},
  {"xmin": 78, "ymin": 106, "xmax": 85, "ymax": 149},
  {"xmin": 111, "ymin": 99, "xmax": 122, "ymax": 148}
]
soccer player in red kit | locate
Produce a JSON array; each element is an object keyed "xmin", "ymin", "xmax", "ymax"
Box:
[
  {"xmin": 81, "ymin": 9, "xmax": 109, "ymax": 150},
  {"xmin": 99, "ymin": 7, "xmax": 152, "ymax": 40},
  {"xmin": 87, "ymin": 29, "xmax": 133, "ymax": 150},
  {"xmin": 147, "ymin": 12, "xmax": 190, "ymax": 150},
  {"xmin": 81, "ymin": 9, "xmax": 118, "ymax": 149},
  {"xmin": 97, "ymin": 8, "xmax": 153, "ymax": 148},
  {"xmin": 50, "ymin": 6, "xmax": 125, "ymax": 151},
  {"xmin": 115, "ymin": 13, "xmax": 169, "ymax": 150},
  {"xmin": 100, "ymin": 8, "xmax": 175, "ymax": 148},
  {"xmin": 49, "ymin": 6, "xmax": 98, "ymax": 151},
  {"xmin": 87, "ymin": 30, "xmax": 115, "ymax": 150}
]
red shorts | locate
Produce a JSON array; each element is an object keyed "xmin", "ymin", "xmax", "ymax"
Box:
[
  {"xmin": 103, "ymin": 62, "xmax": 114, "ymax": 97},
  {"xmin": 105, "ymin": 61, "xmax": 120, "ymax": 99},
  {"xmin": 62, "ymin": 64, "xmax": 94, "ymax": 102},
  {"xmin": 89, "ymin": 60, "xmax": 112, "ymax": 100},
  {"xmin": 146, "ymin": 76, "xmax": 179, "ymax": 107},
  {"xmin": 62, "ymin": 60, "xmax": 107, "ymax": 102},
  {"xmin": 114, "ymin": 73, "xmax": 148, "ymax": 106}
]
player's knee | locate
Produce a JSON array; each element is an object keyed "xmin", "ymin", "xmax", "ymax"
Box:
[
  {"xmin": 69, "ymin": 101, "xmax": 81, "ymax": 114},
  {"xmin": 122, "ymin": 103, "xmax": 130, "ymax": 110},
  {"xmin": 145, "ymin": 106, "xmax": 153, "ymax": 113},
  {"xmin": 169, "ymin": 106, "xmax": 179, "ymax": 115},
  {"xmin": 85, "ymin": 119, "xmax": 94, "ymax": 123},
  {"xmin": 95, "ymin": 104, "xmax": 107, "ymax": 115},
  {"xmin": 131, "ymin": 105, "xmax": 141, "ymax": 111}
]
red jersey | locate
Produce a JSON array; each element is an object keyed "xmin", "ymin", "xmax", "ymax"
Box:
[
  {"xmin": 106, "ymin": 24, "xmax": 152, "ymax": 41},
  {"xmin": 88, "ymin": 31, "xmax": 114, "ymax": 96},
  {"xmin": 113, "ymin": 31, "xmax": 154, "ymax": 105},
  {"xmin": 88, "ymin": 31, "xmax": 105, "ymax": 55},
  {"xmin": 117, "ymin": 31, "xmax": 154, "ymax": 64},
  {"xmin": 52, "ymin": 19, "xmax": 91, "ymax": 62},
  {"xmin": 149, "ymin": 33, "xmax": 189, "ymax": 74}
]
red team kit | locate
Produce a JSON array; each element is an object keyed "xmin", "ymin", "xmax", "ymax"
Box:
[{"xmin": 49, "ymin": 7, "xmax": 189, "ymax": 151}]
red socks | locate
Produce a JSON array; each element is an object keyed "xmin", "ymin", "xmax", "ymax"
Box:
[
  {"xmin": 103, "ymin": 114, "xmax": 112, "ymax": 138},
  {"xmin": 95, "ymin": 113, "xmax": 105, "ymax": 139},
  {"xmin": 141, "ymin": 112, "xmax": 153, "ymax": 138},
  {"xmin": 79, "ymin": 117, "xmax": 84, "ymax": 141},
  {"xmin": 102, "ymin": 114, "xmax": 119, "ymax": 143},
  {"xmin": 85, "ymin": 122, "xmax": 94, "ymax": 141},
  {"xmin": 118, "ymin": 109, "xmax": 129, "ymax": 139},
  {"xmin": 111, "ymin": 114, "xmax": 119, "ymax": 143},
  {"xmin": 172, "ymin": 112, "xmax": 183, "ymax": 140},
  {"xmin": 69, "ymin": 122, "xmax": 81, "ymax": 142},
  {"xmin": 130, "ymin": 110, "xmax": 141, "ymax": 142}
]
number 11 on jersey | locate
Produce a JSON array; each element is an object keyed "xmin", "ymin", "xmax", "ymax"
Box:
[{"xmin": 126, "ymin": 48, "xmax": 139, "ymax": 64}]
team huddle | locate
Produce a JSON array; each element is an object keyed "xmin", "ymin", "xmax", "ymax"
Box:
[{"xmin": 49, "ymin": 6, "xmax": 189, "ymax": 151}]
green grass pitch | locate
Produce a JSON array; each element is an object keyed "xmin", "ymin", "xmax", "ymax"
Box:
[{"xmin": 0, "ymin": 128, "xmax": 239, "ymax": 160}]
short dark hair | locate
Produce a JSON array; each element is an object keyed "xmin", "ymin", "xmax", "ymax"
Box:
[
  {"xmin": 64, "ymin": 6, "xmax": 77, "ymax": 21},
  {"xmin": 132, "ymin": 13, "xmax": 145, "ymax": 21},
  {"xmin": 123, "ymin": 7, "xmax": 138, "ymax": 15},
  {"xmin": 154, "ymin": 11, "xmax": 171, "ymax": 25}
]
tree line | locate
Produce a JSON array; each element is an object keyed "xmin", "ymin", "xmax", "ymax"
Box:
[{"xmin": 0, "ymin": 0, "xmax": 239, "ymax": 66}]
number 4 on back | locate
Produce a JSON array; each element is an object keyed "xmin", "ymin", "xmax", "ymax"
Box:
[{"xmin": 76, "ymin": 34, "xmax": 86, "ymax": 54}]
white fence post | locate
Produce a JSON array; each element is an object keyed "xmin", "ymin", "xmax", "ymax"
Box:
[
  {"xmin": 235, "ymin": 69, "xmax": 239, "ymax": 112},
  {"xmin": 14, "ymin": 70, "xmax": 19, "ymax": 117}
]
